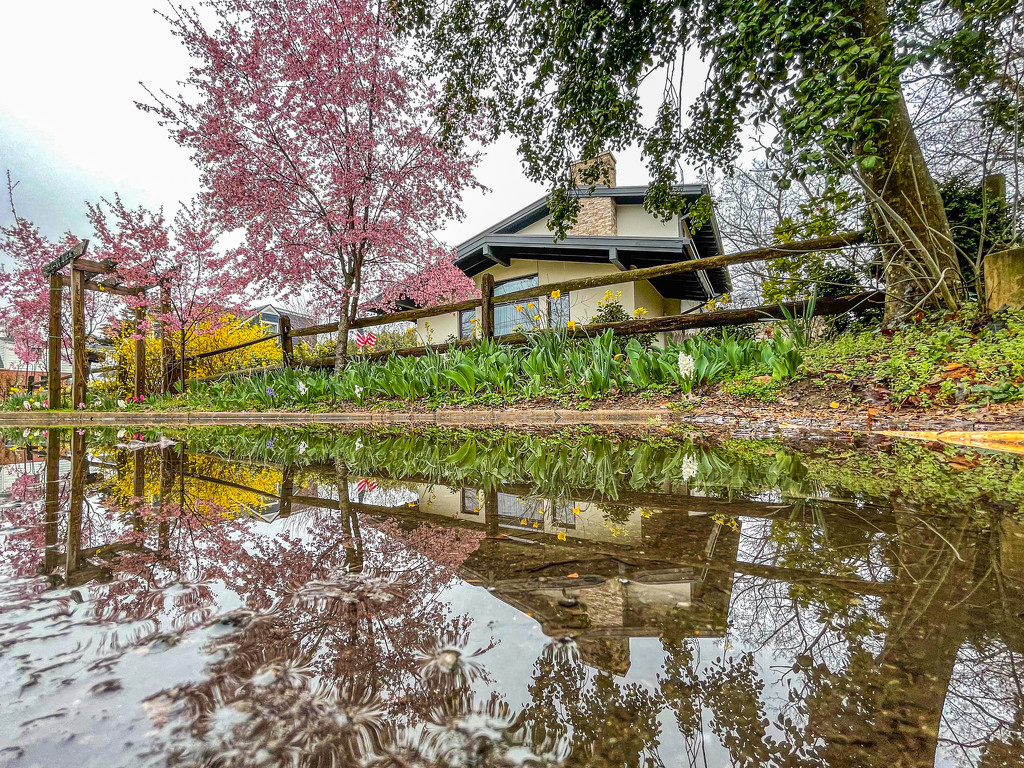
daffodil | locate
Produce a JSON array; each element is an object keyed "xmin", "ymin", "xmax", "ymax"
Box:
[
  {"xmin": 567, "ymin": 320, "xmax": 577, "ymax": 330},
  {"xmin": 515, "ymin": 305, "xmax": 523, "ymax": 312},
  {"xmin": 572, "ymin": 507, "xmax": 581, "ymax": 515},
  {"xmin": 527, "ymin": 302, "xmax": 535, "ymax": 309},
  {"xmin": 557, "ymin": 531, "xmax": 566, "ymax": 541},
  {"xmin": 533, "ymin": 314, "xmax": 540, "ymax": 321},
  {"xmin": 551, "ymin": 290, "xmax": 561, "ymax": 299}
]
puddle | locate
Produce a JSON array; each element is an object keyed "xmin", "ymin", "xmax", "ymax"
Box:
[{"xmin": 1, "ymin": 426, "xmax": 1023, "ymax": 767}]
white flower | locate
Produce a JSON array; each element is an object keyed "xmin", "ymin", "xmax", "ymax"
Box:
[
  {"xmin": 117, "ymin": 399, "xmax": 127, "ymax": 409},
  {"xmin": 677, "ymin": 353, "xmax": 695, "ymax": 380},
  {"xmin": 296, "ymin": 380, "xmax": 308, "ymax": 395},
  {"xmin": 679, "ymin": 453, "xmax": 699, "ymax": 482},
  {"xmin": 354, "ymin": 437, "xmax": 363, "ymax": 451},
  {"xmin": 22, "ymin": 428, "xmax": 30, "ymax": 438},
  {"xmin": 354, "ymin": 384, "xmax": 363, "ymax": 399},
  {"xmin": 297, "ymin": 441, "xmax": 307, "ymax": 455}
]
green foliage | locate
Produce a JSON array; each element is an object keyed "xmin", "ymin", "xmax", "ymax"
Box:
[
  {"xmin": 804, "ymin": 304, "xmax": 1024, "ymax": 406},
  {"xmin": 127, "ymin": 324, "xmax": 805, "ymax": 412},
  {"xmin": 400, "ymin": 0, "xmax": 1019, "ymax": 230},
  {"xmin": 940, "ymin": 175, "xmax": 1021, "ymax": 295}
]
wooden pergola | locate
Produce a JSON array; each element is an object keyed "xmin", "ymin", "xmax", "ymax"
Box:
[{"xmin": 42, "ymin": 240, "xmax": 158, "ymax": 410}]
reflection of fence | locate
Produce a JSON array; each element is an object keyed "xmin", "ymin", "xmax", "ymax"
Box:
[{"xmin": 155, "ymin": 231, "xmax": 874, "ymax": 379}]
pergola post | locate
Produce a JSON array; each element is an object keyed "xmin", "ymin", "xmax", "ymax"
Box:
[
  {"xmin": 134, "ymin": 306, "xmax": 146, "ymax": 399},
  {"xmin": 47, "ymin": 274, "xmax": 62, "ymax": 409},
  {"xmin": 160, "ymin": 284, "xmax": 173, "ymax": 394},
  {"xmin": 70, "ymin": 265, "xmax": 87, "ymax": 408}
]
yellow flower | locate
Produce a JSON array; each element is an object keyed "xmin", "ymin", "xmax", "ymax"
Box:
[
  {"xmin": 572, "ymin": 507, "xmax": 581, "ymax": 515},
  {"xmin": 533, "ymin": 314, "xmax": 540, "ymax": 321},
  {"xmin": 567, "ymin": 320, "xmax": 577, "ymax": 330},
  {"xmin": 532, "ymin": 521, "xmax": 539, "ymax": 529},
  {"xmin": 520, "ymin": 518, "xmax": 528, "ymax": 525},
  {"xmin": 515, "ymin": 305, "xmax": 523, "ymax": 312},
  {"xmin": 550, "ymin": 290, "xmax": 561, "ymax": 299},
  {"xmin": 527, "ymin": 302, "xmax": 535, "ymax": 309},
  {"xmin": 557, "ymin": 531, "xmax": 566, "ymax": 541},
  {"xmin": 470, "ymin": 317, "xmax": 477, "ymax": 324}
]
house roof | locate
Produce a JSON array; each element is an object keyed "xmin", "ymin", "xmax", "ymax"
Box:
[
  {"xmin": 250, "ymin": 303, "xmax": 317, "ymax": 330},
  {"xmin": 454, "ymin": 185, "xmax": 730, "ymax": 301}
]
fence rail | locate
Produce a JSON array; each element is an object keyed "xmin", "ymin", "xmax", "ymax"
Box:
[
  {"xmin": 297, "ymin": 290, "xmax": 882, "ymax": 367},
  {"xmin": 166, "ymin": 230, "xmax": 869, "ymax": 377}
]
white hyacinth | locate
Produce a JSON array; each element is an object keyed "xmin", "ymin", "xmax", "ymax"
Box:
[
  {"xmin": 296, "ymin": 380, "xmax": 308, "ymax": 396},
  {"xmin": 354, "ymin": 384, "xmax": 363, "ymax": 399},
  {"xmin": 677, "ymin": 353, "xmax": 695, "ymax": 380},
  {"xmin": 679, "ymin": 453, "xmax": 699, "ymax": 482},
  {"xmin": 297, "ymin": 441, "xmax": 308, "ymax": 455}
]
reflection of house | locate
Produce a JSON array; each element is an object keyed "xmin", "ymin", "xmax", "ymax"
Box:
[
  {"xmin": 0, "ymin": 330, "xmax": 68, "ymax": 390},
  {"xmin": 416, "ymin": 153, "xmax": 731, "ymax": 345},
  {"xmin": 415, "ymin": 483, "xmax": 739, "ymax": 675}
]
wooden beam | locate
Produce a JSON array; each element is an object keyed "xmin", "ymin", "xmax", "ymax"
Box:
[
  {"xmin": 67, "ymin": 429, "xmax": 86, "ymax": 576},
  {"xmin": 44, "ymin": 239, "xmax": 89, "ymax": 275},
  {"xmin": 69, "ymin": 257, "xmax": 116, "ymax": 276},
  {"xmin": 301, "ymin": 291, "xmax": 883, "ymax": 366},
  {"xmin": 496, "ymin": 231, "xmax": 865, "ymax": 306},
  {"xmin": 56, "ymin": 274, "xmax": 147, "ymax": 297},
  {"xmin": 481, "ymin": 273, "xmax": 494, "ymax": 339},
  {"xmin": 70, "ymin": 266, "xmax": 87, "ymax": 408},
  {"xmin": 47, "ymin": 274, "xmax": 62, "ymax": 409}
]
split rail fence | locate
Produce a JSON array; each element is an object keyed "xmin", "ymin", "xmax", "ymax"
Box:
[{"xmin": 45, "ymin": 231, "xmax": 875, "ymax": 401}]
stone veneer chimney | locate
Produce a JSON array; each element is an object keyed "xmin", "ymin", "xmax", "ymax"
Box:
[{"xmin": 569, "ymin": 152, "xmax": 617, "ymax": 236}]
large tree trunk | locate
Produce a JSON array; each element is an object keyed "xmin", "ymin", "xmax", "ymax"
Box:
[{"xmin": 857, "ymin": 0, "xmax": 965, "ymax": 321}]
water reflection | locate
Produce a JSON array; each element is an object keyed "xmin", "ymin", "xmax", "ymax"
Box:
[{"xmin": 0, "ymin": 427, "xmax": 1022, "ymax": 767}]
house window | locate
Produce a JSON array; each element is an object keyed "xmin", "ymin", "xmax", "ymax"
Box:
[
  {"xmin": 548, "ymin": 293, "xmax": 570, "ymax": 329},
  {"xmin": 551, "ymin": 500, "xmax": 578, "ymax": 529},
  {"xmin": 458, "ymin": 310, "xmax": 476, "ymax": 340},
  {"xmin": 461, "ymin": 488, "xmax": 481, "ymax": 515},
  {"xmin": 493, "ymin": 275, "xmax": 539, "ymax": 336}
]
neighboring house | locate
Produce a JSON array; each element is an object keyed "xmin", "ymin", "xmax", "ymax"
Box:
[
  {"xmin": 248, "ymin": 303, "xmax": 318, "ymax": 338},
  {"xmin": 416, "ymin": 153, "xmax": 730, "ymax": 346},
  {"xmin": 0, "ymin": 330, "xmax": 68, "ymax": 390}
]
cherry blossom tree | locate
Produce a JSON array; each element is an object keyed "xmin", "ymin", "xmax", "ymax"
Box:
[
  {"xmin": 141, "ymin": 0, "xmax": 483, "ymax": 370},
  {"xmin": 370, "ymin": 251, "xmax": 478, "ymax": 314},
  {"xmin": 155, "ymin": 201, "xmax": 246, "ymax": 388},
  {"xmin": 0, "ymin": 174, "xmax": 102, "ymax": 382}
]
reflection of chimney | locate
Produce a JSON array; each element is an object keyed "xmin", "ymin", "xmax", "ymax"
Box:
[{"xmin": 570, "ymin": 152, "xmax": 617, "ymax": 237}]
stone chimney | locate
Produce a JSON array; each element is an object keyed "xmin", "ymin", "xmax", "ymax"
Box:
[{"xmin": 570, "ymin": 152, "xmax": 617, "ymax": 236}]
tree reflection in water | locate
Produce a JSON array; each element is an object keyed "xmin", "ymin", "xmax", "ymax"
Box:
[{"xmin": 0, "ymin": 426, "xmax": 1021, "ymax": 767}]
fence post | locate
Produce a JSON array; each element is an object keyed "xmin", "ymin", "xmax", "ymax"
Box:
[
  {"xmin": 134, "ymin": 306, "xmax": 146, "ymax": 400},
  {"xmin": 481, "ymin": 274, "xmax": 494, "ymax": 340},
  {"xmin": 279, "ymin": 315, "xmax": 293, "ymax": 368},
  {"xmin": 48, "ymin": 274, "xmax": 62, "ymax": 409}
]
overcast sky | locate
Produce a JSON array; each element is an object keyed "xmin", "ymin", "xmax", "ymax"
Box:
[{"xmin": 1, "ymin": 1, "xmax": 710, "ymax": 265}]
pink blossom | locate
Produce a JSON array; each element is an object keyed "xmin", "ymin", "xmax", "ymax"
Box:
[
  {"xmin": 140, "ymin": 0, "xmax": 485, "ymax": 367},
  {"xmin": 77, "ymin": 402, "xmax": 85, "ymax": 409}
]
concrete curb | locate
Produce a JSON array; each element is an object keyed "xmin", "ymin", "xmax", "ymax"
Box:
[
  {"xmin": 0, "ymin": 409, "xmax": 678, "ymax": 428},
  {"xmin": 2, "ymin": 407, "xmax": 1021, "ymax": 435}
]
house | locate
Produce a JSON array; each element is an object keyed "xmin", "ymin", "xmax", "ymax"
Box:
[
  {"xmin": 0, "ymin": 330, "xmax": 69, "ymax": 391},
  {"xmin": 416, "ymin": 153, "xmax": 731, "ymax": 346},
  {"xmin": 248, "ymin": 302, "xmax": 319, "ymax": 340}
]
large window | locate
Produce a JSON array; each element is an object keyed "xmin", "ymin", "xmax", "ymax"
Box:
[{"xmin": 493, "ymin": 275, "xmax": 539, "ymax": 336}]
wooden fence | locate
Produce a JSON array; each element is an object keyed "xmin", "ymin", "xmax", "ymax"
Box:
[{"xmin": 161, "ymin": 230, "xmax": 870, "ymax": 383}]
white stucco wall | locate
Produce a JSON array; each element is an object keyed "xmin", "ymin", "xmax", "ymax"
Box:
[{"xmin": 615, "ymin": 204, "xmax": 680, "ymax": 237}]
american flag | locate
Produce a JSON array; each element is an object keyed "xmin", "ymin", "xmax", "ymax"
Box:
[
  {"xmin": 355, "ymin": 331, "xmax": 376, "ymax": 349},
  {"xmin": 356, "ymin": 477, "xmax": 377, "ymax": 493}
]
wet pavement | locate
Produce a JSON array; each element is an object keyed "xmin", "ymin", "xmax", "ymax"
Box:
[{"xmin": 1, "ymin": 426, "xmax": 1022, "ymax": 767}]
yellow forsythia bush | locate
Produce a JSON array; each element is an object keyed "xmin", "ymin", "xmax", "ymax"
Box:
[{"xmin": 107, "ymin": 316, "xmax": 280, "ymax": 396}]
